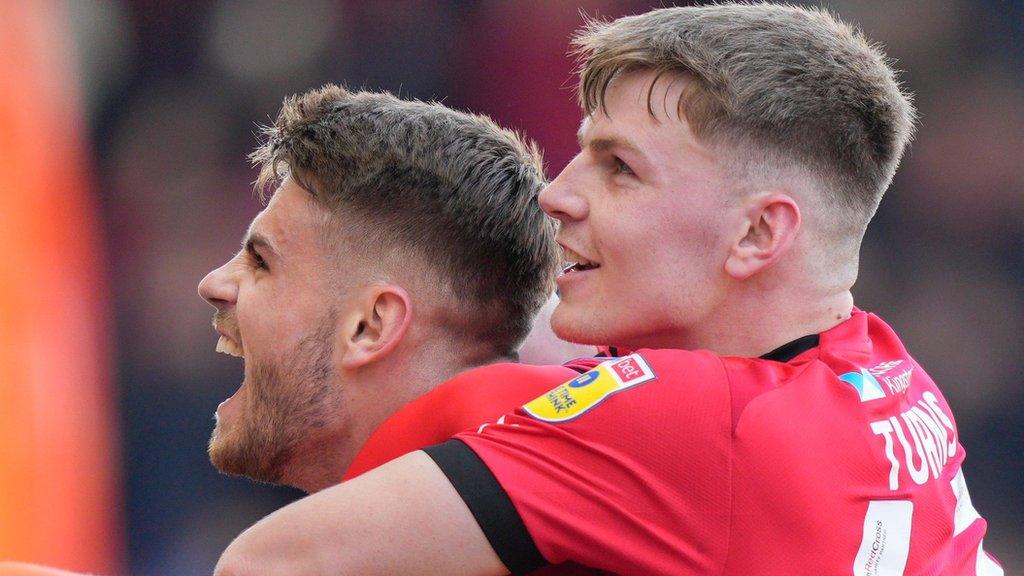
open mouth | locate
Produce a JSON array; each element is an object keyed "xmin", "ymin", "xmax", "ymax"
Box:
[
  {"xmin": 215, "ymin": 334, "xmax": 245, "ymax": 358},
  {"xmin": 212, "ymin": 332, "xmax": 246, "ymax": 422},
  {"xmin": 562, "ymin": 261, "xmax": 600, "ymax": 274},
  {"xmin": 560, "ymin": 246, "xmax": 600, "ymax": 275},
  {"xmin": 212, "ymin": 314, "xmax": 245, "ymax": 359}
]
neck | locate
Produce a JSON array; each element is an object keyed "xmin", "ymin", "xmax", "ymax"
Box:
[
  {"xmin": 624, "ymin": 286, "xmax": 853, "ymax": 359},
  {"xmin": 293, "ymin": 340, "xmax": 512, "ymax": 493},
  {"xmin": 657, "ymin": 242, "xmax": 858, "ymax": 356},
  {"xmin": 703, "ymin": 289, "xmax": 854, "ymax": 357}
]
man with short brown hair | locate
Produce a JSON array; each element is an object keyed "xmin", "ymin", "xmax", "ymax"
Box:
[
  {"xmin": 198, "ymin": 84, "xmax": 567, "ymax": 492},
  {"xmin": 216, "ymin": 5, "xmax": 1001, "ymax": 575},
  {"xmin": 1, "ymin": 84, "xmax": 601, "ymax": 576}
]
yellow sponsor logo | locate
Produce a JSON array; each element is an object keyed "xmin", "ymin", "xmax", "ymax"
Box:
[{"xmin": 523, "ymin": 354, "xmax": 656, "ymax": 423}]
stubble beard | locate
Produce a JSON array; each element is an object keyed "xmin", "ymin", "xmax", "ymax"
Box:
[{"xmin": 208, "ymin": 312, "xmax": 341, "ymax": 486}]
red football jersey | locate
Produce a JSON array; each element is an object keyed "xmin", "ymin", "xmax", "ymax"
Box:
[
  {"xmin": 426, "ymin": 310, "xmax": 1003, "ymax": 575},
  {"xmin": 342, "ymin": 360, "xmax": 609, "ymax": 576},
  {"xmin": 343, "ymin": 363, "xmax": 585, "ymax": 480}
]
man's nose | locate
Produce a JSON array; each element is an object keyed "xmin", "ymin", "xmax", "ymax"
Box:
[
  {"xmin": 198, "ymin": 262, "xmax": 238, "ymax": 311},
  {"xmin": 538, "ymin": 157, "xmax": 588, "ymax": 222}
]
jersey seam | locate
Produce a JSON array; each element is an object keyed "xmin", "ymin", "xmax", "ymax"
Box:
[
  {"xmin": 721, "ymin": 347, "xmax": 822, "ymax": 573},
  {"xmin": 732, "ymin": 359, "xmax": 820, "ymax": 433},
  {"xmin": 717, "ymin": 348, "xmax": 822, "ymax": 575}
]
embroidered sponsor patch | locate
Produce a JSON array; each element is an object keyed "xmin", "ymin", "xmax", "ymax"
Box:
[{"xmin": 522, "ymin": 354, "xmax": 656, "ymax": 423}]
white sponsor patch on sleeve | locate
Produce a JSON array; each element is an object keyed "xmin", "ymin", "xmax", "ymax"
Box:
[{"xmin": 853, "ymin": 500, "xmax": 913, "ymax": 576}]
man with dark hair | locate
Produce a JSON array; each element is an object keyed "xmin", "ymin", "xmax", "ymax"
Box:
[
  {"xmin": 216, "ymin": 5, "xmax": 1002, "ymax": 575},
  {"xmin": 197, "ymin": 84, "xmax": 577, "ymax": 493},
  {"xmin": 0, "ymin": 85, "xmax": 604, "ymax": 576}
]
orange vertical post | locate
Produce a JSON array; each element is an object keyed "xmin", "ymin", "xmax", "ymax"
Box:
[{"xmin": 0, "ymin": 1, "xmax": 122, "ymax": 574}]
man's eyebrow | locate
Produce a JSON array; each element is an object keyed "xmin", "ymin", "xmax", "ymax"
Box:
[
  {"xmin": 241, "ymin": 231, "xmax": 279, "ymax": 257},
  {"xmin": 588, "ymin": 137, "xmax": 644, "ymax": 156},
  {"xmin": 576, "ymin": 126, "xmax": 645, "ymax": 158}
]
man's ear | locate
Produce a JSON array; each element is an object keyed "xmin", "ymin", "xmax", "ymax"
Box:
[
  {"xmin": 339, "ymin": 285, "xmax": 412, "ymax": 370},
  {"xmin": 724, "ymin": 193, "xmax": 801, "ymax": 280}
]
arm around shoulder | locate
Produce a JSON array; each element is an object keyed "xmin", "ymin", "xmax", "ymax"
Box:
[{"xmin": 215, "ymin": 450, "xmax": 510, "ymax": 576}]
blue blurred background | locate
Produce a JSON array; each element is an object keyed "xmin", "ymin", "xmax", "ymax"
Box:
[{"xmin": 53, "ymin": 0, "xmax": 1024, "ymax": 572}]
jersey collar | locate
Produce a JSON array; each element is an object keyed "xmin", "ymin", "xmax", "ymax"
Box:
[{"xmin": 759, "ymin": 333, "xmax": 821, "ymax": 362}]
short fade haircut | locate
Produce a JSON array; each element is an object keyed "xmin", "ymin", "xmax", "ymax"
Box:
[
  {"xmin": 574, "ymin": 3, "xmax": 916, "ymax": 230},
  {"xmin": 251, "ymin": 85, "xmax": 558, "ymax": 353}
]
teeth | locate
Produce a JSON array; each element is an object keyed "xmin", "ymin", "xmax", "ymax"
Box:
[
  {"xmin": 561, "ymin": 247, "xmax": 596, "ymax": 270},
  {"xmin": 216, "ymin": 335, "xmax": 245, "ymax": 358}
]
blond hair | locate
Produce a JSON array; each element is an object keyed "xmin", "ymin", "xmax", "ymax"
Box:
[{"xmin": 574, "ymin": 3, "xmax": 916, "ymax": 229}]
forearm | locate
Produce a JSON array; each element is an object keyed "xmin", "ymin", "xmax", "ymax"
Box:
[
  {"xmin": 215, "ymin": 451, "xmax": 508, "ymax": 576},
  {"xmin": 215, "ymin": 505, "xmax": 329, "ymax": 576}
]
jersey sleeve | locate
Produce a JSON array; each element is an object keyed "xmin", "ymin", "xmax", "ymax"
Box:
[{"xmin": 424, "ymin": 351, "xmax": 733, "ymax": 575}]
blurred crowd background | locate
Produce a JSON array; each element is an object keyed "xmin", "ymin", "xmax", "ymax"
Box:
[{"xmin": 2, "ymin": 0, "xmax": 1021, "ymax": 573}]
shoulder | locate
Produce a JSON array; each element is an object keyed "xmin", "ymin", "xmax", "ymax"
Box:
[
  {"xmin": 636, "ymin": 348, "xmax": 729, "ymax": 383},
  {"xmin": 608, "ymin": 348, "xmax": 732, "ymax": 402},
  {"xmin": 511, "ymin": 349, "xmax": 733, "ymax": 438},
  {"xmin": 437, "ymin": 351, "xmax": 736, "ymax": 572},
  {"xmin": 344, "ymin": 363, "xmax": 584, "ymax": 480}
]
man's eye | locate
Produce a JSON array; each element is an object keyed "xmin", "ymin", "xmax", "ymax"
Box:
[
  {"xmin": 250, "ymin": 251, "xmax": 268, "ymax": 271},
  {"xmin": 613, "ymin": 157, "xmax": 635, "ymax": 176}
]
